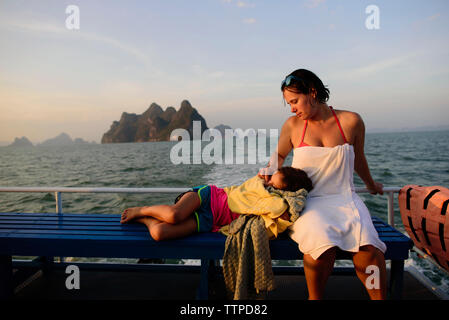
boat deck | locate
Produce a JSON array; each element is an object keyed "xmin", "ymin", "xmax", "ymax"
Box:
[{"xmin": 12, "ymin": 265, "xmax": 439, "ymax": 300}]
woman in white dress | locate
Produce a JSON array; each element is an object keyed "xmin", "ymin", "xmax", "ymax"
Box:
[{"xmin": 259, "ymin": 69, "xmax": 387, "ymax": 300}]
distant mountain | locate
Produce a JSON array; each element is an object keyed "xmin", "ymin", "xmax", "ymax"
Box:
[
  {"xmin": 40, "ymin": 133, "xmax": 72, "ymax": 146},
  {"xmin": 214, "ymin": 124, "xmax": 232, "ymax": 136},
  {"xmin": 101, "ymin": 100, "xmax": 208, "ymax": 143},
  {"xmin": 233, "ymin": 128, "xmax": 258, "ymax": 138},
  {"xmin": 201, "ymin": 124, "xmax": 233, "ymax": 140},
  {"xmin": 202, "ymin": 125, "xmax": 266, "ymax": 140},
  {"xmin": 39, "ymin": 133, "xmax": 91, "ymax": 146},
  {"xmin": 8, "ymin": 136, "xmax": 33, "ymax": 147}
]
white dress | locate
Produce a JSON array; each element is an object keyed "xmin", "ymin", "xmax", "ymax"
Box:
[{"xmin": 289, "ymin": 143, "xmax": 387, "ymax": 260}]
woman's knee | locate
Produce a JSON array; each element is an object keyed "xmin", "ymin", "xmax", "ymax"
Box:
[
  {"xmin": 359, "ymin": 245, "xmax": 377, "ymax": 253},
  {"xmin": 352, "ymin": 245, "xmax": 386, "ymax": 274},
  {"xmin": 357, "ymin": 245, "xmax": 385, "ymax": 261},
  {"xmin": 304, "ymin": 247, "xmax": 337, "ymax": 269}
]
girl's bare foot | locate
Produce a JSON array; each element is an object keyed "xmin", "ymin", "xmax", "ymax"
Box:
[{"xmin": 121, "ymin": 207, "xmax": 143, "ymax": 223}]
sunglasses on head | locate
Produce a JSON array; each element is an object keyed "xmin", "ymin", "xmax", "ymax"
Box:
[{"xmin": 281, "ymin": 75, "xmax": 305, "ymax": 90}]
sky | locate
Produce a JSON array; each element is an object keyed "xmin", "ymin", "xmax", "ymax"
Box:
[{"xmin": 0, "ymin": 0, "xmax": 448, "ymax": 143}]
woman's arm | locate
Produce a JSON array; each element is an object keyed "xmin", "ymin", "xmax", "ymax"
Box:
[
  {"xmin": 258, "ymin": 118, "xmax": 294, "ymax": 181},
  {"xmin": 352, "ymin": 113, "xmax": 384, "ymax": 195}
]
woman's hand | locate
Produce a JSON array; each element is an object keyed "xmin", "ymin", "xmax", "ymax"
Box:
[
  {"xmin": 279, "ymin": 210, "xmax": 291, "ymax": 221},
  {"xmin": 257, "ymin": 119, "xmax": 292, "ymax": 183},
  {"xmin": 258, "ymin": 167, "xmax": 275, "ymax": 183},
  {"xmin": 366, "ymin": 181, "xmax": 384, "ymax": 195}
]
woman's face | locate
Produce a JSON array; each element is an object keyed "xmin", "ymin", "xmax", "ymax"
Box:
[{"xmin": 283, "ymin": 89, "xmax": 316, "ymax": 120}]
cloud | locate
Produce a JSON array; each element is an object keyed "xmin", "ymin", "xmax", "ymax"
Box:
[
  {"xmin": 236, "ymin": 1, "xmax": 256, "ymax": 8},
  {"xmin": 0, "ymin": 18, "xmax": 155, "ymax": 72},
  {"xmin": 222, "ymin": 0, "xmax": 255, "ymax": 8},
  {"xmin": 192, "ymin": 65, "xmax": 225, "ymax": 78},
  {"xmin": 410, "ymin": 12, "xmax": 442, "ymax": 30},
  {"xmin": 342, "ymin": 52, "xmax": 421, "ymax": 79},
  {"xmin": 210, "ymin": 71, "xmax": 225, "ymax": 78},
  {"xmin": 304, "ymin": 0, "xmax": 326, "ymax": 9},
  {"xmin": 243, "ymin": 18, "xmax": 256, "ymax": 24},
  {"xmin": 428, "ymin": 13, "xmax": 441, "ymax": 21}
]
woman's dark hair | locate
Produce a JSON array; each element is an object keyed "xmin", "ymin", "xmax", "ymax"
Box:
[
  {"xmin": 278, "ymin": 166, "xmax": 313, "ymax": 193},
  {"xmin": 281, "ymin": 69, "xmax": 330, "ymax": 104}
]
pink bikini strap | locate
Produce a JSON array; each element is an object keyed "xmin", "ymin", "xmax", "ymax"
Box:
[
  {"xmin": 298, "ymin": 120, "xmax": 308, "ymax": 147},
  {"xmin": 329, "ymin": 106, "xmax": 348, "ymax": 143}
]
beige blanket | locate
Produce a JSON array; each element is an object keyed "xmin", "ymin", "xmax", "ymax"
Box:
[{"xmin": 220, "ymin": 215, "xmax": 274, "ymax": 300}]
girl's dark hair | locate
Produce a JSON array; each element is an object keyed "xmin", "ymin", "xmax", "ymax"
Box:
[
  {"xmin": 277, "ymin": 166, "xmax": 313, "ymax": 193},
  {"xmin": 281, "ymin": 69, "xmax": 330, "ymax": 104}
]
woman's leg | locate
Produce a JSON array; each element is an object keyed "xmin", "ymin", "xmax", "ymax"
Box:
[
  {"xmin": 303, "ymin": 247, "xmax": 337, "ymax": 300},
  {"xmin": 121, "ymin": 191, "xmax": 200, "ymax": 224},
  {"xmin": 351, "ymin": 245, "xmax": 387, "ymax": 300},
  {"xmin": 136, "ymin": 216, "xmax": 198, "ymax": 241}
]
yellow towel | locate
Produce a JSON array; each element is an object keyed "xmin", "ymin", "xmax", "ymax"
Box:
[{"xmin": 223, "ymin": 175, "xmax": 291, "ymax": 238}]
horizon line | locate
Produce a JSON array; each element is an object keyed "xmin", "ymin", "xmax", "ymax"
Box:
[{"xmin": 2, "ymin": 126, "xmax": 449, "ymax": 146}]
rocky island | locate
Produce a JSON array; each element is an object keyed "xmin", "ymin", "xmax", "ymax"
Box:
[
  {"xmin": 8, "ymin": 137, "xmax": 33, "ymax": 147},
  {"xmin": 38, "ymin": 133, "xmax": 92, "ymax": 146},
  {"xmin": 101, "ymin": 100, "xmax": 209, "ymax": 143}
]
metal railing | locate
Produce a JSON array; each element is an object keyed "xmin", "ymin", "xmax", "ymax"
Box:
[{"xmin": 0, "ymin": 186, "xmax": 400, "ymax": 227}]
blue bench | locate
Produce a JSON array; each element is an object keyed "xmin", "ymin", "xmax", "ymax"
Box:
[{"xmin": 0, "ymin": 212, "xmax": 413, "ymax": 299}]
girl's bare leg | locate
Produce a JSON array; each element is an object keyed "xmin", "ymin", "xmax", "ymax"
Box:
[
  {"xmin": 351, "ymin": 245, "xmax": 387, "ymax": 300},
  {"xmin": 121, "ymin": 191, "xmax": 200, "ymax": 224},
  {"xmin": 303, "ymin": 247, "xmax": 337, "ymax": 300},
  {"xmin": 136, "ymin": 216, "xmax": 197, "ymax": 241}
]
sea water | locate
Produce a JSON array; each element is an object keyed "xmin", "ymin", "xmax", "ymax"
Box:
[{"xmin": 1, "ymin": 130, "xmax": 448, "ymax": 294}]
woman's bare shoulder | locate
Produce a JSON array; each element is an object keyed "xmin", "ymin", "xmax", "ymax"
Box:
[
  {"xmin": 333, "ymin": 108, "xmax": 365, "ymax": 144},
  {"xmin": 333, "ymin": 108, "xmax": 363, "ymax": 127},
  {"xmin": 284, "ymin": 115, "xmax": 305, "ymax": 128}
]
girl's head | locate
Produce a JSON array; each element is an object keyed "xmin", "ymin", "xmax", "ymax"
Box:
[
  {"xmin": 266, "ymin": 167, "xmax": 313, "ymax": 192},
  {"xmin": 281, "ymin": 69, "xmax": 330, "ymax": 119}
]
